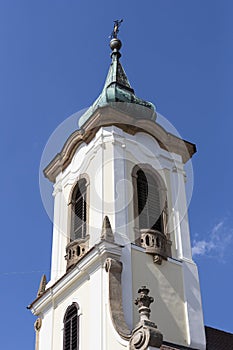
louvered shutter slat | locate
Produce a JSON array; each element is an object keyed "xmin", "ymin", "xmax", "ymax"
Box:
[
  {"xmin": 63, "ymin": 304, "xmax": 79, "ymax": 350},
  {"xmin": 137, "ymin": 169, "xmax": 164, "ymax": 233},
  {"xmin": 71, "ymin": 179, "xmax": 87, "ymax": 240}
]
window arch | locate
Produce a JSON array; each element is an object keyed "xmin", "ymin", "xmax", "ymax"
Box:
[
  {"xmin": 63, "ymin": 303, "xmax": 79, "ymax": 350},
  {"xmin": 133, "ymin": 165, "xmax": 167, "ymax": 235},
  {"xmin": 70, "ymin": 178, "xmax": 87, "ymax": 241}
]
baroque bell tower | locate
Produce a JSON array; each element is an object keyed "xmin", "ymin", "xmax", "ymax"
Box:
[{"xmin": 28, "ymin": 23, "xmax": 206, "ymax": 350}]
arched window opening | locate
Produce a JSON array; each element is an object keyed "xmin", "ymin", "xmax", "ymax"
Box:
[
  {"xmin": 136, "ymin": 169, "xmax": 165, "ymax": 233},
  {"xmin": 71, "ymin": 179, "xmax": 87, "ymax": 241},
  {"xmin": 133, "ymin": 165, "xmax": 171, "ymax": 262},
  {"xmin": 63, "ymin": 303, "xmax": 79, "ymax": 350}
]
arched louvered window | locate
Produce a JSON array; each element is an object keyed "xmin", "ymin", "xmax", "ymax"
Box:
[
  {"xmin": 63, "ymin": 303, "xmax": 79, "ymax": 350},
  {"xmin": 136, "ymin": 169, "xmax": 165, "ymax": 233},
  {"xmin": 71, "ymin": 178, "xmax": 87, "ymax": 241}
]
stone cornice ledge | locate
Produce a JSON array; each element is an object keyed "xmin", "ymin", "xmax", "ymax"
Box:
[
  {"xmin": 44, "ymin": 105, "xmax": 196, "ymax": 183},
  {"xmin": 28, "ymin": 240, "xmax": 123, "ymax": 315}
]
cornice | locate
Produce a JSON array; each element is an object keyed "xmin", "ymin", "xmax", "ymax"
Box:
[
  {"xmin": 44, "ymin": 105, "xmax": 196, "ymax": 183},
  {"xmin": 28, "ymin": 240, "xmax": 123, "ymax": 315}
]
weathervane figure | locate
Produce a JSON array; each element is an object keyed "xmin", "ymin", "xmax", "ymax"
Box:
[{"xmin": 111, "ymin": 19, "xmax": 123, "ymax": 39}]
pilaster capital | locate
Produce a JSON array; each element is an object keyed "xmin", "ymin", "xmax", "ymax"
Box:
[{"xmin": 52, "ymin": 182, "xmax": 62, "ymax": 196}]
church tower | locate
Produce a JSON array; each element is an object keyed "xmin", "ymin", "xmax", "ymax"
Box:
[{"xmin": 28, "ymin": 24, "xmax": 206, "ymax": 350}]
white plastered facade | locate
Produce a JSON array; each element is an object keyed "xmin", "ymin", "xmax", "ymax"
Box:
[{"xmin": 32, "ymin": 125, "xmax": 206, "ymax": 350}]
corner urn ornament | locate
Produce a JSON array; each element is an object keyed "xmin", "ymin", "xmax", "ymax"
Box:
[{"xmin": 129, "ymin": 286, "xmax": 163, "ymax": 350}]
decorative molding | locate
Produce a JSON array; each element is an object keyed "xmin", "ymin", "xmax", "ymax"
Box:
[
  {"xmin": 65, "ymin": 236, "xmax": 90, "ymax": 271},
  {"xmin": 161, "ymin": 345, "xmax": 180, "ymax": 350},
  {"xmin": 101, "ymin": 216, "xmax": 114, "ymax": 243},
  {"xmin": 67, "ymin": 173, "xmax": 90, "ymax": 203},
  {"xmin": 34, "ymin": 317, "xmax": 42, "ymax": 332},
  {"xmin": 43, "ymin": 106, "xmax": 196, "ymax": 183},
  {"xmin": 28, "ymin": 240, "xmax": 123, "ymax": 315},
  {"xmin": 105, "ymin": 258, "xmax": 131, "ymax": 340},
  {"xmin": 129, "ymin": 286, "xmax": 163, "ymax": 350},
  {"xmin": 153, "ymin": 254, "xmax": 163, "ymax": 265},
  {"xmin": 140, "ymin": 229, "xmax": 172, "ymax": 265},
  {"xmin": 52, "ymin": 182, "xmax": 63, "ymax": 196},
  {"xmin": 37, "ymin": 274, "xmax": 47, "ymax": 297},
  {"xmin": 34, "ymin": 318, "xmax": 42, "ymax": 350}
]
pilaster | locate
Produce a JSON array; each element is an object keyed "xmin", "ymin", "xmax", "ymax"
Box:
[{"xmin": 50, "ymin": 176, "xmax": 67, "ymax": 283}]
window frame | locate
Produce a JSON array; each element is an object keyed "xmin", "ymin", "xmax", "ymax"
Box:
[
  {"xmin": 68, "ymin": 174, "xmax": 90, "ymax": 243},
  {"xmin": 132, "ymin": 164, "xmax": 168, "ymax": 242},
  {"xmin": 63, "ymin": 302, "xmax": 80, "ymax": 350}
]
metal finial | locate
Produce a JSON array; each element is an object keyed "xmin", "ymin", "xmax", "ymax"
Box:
[
  {"xmin": 109, "ymin": 19, "xmax": 123, "ymax": 53},
  {"xmin": 110, "ymin": 19, "xmax": 123, "ymax": 39}
]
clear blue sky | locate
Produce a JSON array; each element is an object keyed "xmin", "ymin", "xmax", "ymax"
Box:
[{"xmin": 0, "ymin": 1, "xmax": 232, "ymax": 348}]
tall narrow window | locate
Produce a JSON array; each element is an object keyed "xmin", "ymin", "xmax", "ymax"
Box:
[
  {"xmin": 63, "ymin": 303, "xmax": 79, "ymax": 350},
  {"xmin": 136, "ymin": 169, "xmax": 164, "ymax": 233},
  {"xmin": 71, "ymin": 179, "xmax": 87, "ymax": 241}
]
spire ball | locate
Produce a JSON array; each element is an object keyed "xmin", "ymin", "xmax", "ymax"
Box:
[
  {"xmin": 109, "ymin": 19, "xmax": 123, "ymax": 52},
  {"xmin": 110, "ymin": 37, "xmax": 122, "ymax": 51}
]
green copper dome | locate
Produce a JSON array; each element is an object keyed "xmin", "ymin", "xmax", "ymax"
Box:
[{"xmin": 78, "ymin": 37, "xmax": 156, "ymax": 128}]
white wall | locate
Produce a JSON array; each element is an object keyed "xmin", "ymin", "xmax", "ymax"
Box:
[
  {"xmin": 33, "ymin": 244, "xmax": 129, "ymax": 350},
  {"xmin": 46, "ymin": 125, "xmax": 205, "ymax": 349}
]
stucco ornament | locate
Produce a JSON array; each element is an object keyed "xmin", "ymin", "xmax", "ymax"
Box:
[
  {"xmin": 37, "ymin": 274, "xmax": 47, "ymax": 297},
  {"xmin": 101, "ymin": 216, "xmax": 115, "ymax": 242},
  {"xmin": 34, "ymin": 318, "xmax": 42, "ymax": 350},
  {"xmin": 129, "ymin": 286, "xmax": 163, "ymax": 350},
  {"xmin": 34, "ymin": 317, "xmax": 42, "ymax": 332},
  {"xmin": 105, "ymin": 257, "xmax": 131, "ymax": 339}
]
